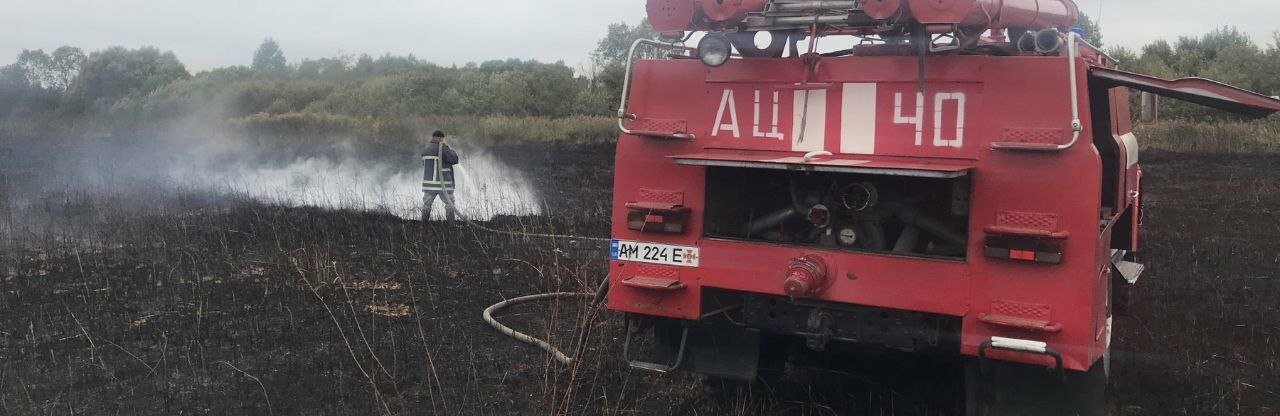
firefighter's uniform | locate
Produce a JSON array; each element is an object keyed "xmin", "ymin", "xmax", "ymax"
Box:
[{"xmin": 422, "ymin": 138, "xmax": 459, "ymax": 221}]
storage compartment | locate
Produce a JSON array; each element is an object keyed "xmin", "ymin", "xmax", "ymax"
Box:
[{"xmin": 703, "ymin": 167, "xmax": 971, "ymax": 259}]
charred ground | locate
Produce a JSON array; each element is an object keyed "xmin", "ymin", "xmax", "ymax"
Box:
[{"xmin": 0, "ymin": 139, "xmax": 1277, "ymax": 415}]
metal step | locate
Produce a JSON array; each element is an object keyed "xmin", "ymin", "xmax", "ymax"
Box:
[
  {"xmin": 623, "ymin": 324, "xmax": 689, "ymax": 374},
  {"xmin": 622, "ymin": 276, "xmax": 686, "ymax": 291},
  {"xmin": 1114, "ymin": 260, "xmax": 1145, "ymax": 285}
]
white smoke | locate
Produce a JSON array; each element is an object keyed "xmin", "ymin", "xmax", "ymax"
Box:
[
  {"xmin": 444, "ymin": 154, "xmax": 543, "ymax": 220},
  {"xmin": 163, "ymin": 146, "xmax": 542, "ymax": 221},
  {"xmin": 0, "ymin": 134, "xmax": 545, "ymax": 252}
]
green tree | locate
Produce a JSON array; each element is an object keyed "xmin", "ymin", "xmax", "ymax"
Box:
[
  {"xmin": 1114, "ymin": 27, "xmax": 1267, "ymax": 120},
  {"xmin": 1106, "ymin": 47, "xmax": 1135, "ymax": 64},
  {"xmin": 0, "ymin": 64, "xmax": 28, "ymax": 91},
  {"xmin": 67, "ymin": 46, "xmax": 190, "ymax": 111},
  {"xmin": 525, "ymin": 61, "xmax": 580, "ymax": 117},
  {"xmin": 1141, "ymin": 40, "xmax": 1175, "ymax": 67},
  {"xmin": 591, "ymin": 20, "xmax": 658, "ymax": 69},
  {"xmin": 252, "ymin": 38, "xmax": 289, "ymax": 75},
  {"xmin": 13, "ymin": 47, "xmax": 87, "ymax": 91},
  {"xmin": 0, "ymin": 50, "xmax": 64, "ymax": 117},
  {"xmin": 49, "ymin": 46, "xmax": 86, "ymax": 91},
  {"xmin": 0, "ymin": 63, "xmax": 34, "ymax": 115},
  {"xmin": 371, "ymin": 53, "xmax": 419, "ymax": 75},
  {"xmin": 294, "ymin": 56, "xmax": 351, "ymax": 80},
  {"xmin": 1076, "ymin": 13, "xmax": 1103, "ymax": 46},
  {"xmin": 1263, "ymin": 32, "xmax": 1280, "ymax": 95},
  {"xmin": 1170, "ymin": 26, "xmax": 1252, "ymax": 76},
  {"xmin": 353, "ymin": 54, "xmax": 375, "ymax": 76},
  {"xmin": 15, "ymin": 50, "xmax": 52, "ymax": 87},
  {"xmin": 1201, "ymin": 44, "xmax": 1266, "ymax": 92},
  {"xmin": 295, "ymin": 59, "xmax": 323, "ymax": 79},
  {"xmin": 590, "ymin": 20, "xmax": 658, "ymax": 113}
]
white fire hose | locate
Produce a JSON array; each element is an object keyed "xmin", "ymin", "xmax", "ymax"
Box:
[{"xmin": 481, "ymin": 275, "xmax": 611, "ymax": 366}]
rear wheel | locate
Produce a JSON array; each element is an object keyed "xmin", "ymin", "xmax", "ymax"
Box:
[{"xmin": 965, "ymin": 357, "xmax": 1107, "ymax": 416}]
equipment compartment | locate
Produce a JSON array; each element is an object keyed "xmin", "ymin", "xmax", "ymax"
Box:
[{"xmin": 703, "ymin": 167, "xmax": 971, "ymax": 259}]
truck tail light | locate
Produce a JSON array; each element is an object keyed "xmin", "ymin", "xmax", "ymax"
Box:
[
  {"xmin": 625, "ymin": 201, "xmax": 691, "ymax": 234},
  {"xmin": 983, "ymin": 231, "xmax": 1066, "ymax": 264}
]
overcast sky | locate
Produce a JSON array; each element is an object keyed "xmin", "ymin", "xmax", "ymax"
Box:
[{"xmin": 2, "ymin": 0, "xmax": 1277, "ymax": 72}]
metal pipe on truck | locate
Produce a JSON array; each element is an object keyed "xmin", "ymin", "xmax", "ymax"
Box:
[
  {"xmin": 863, "ymin": 0, "xmax": 1079, "ymax": 30},
  {"xmin": 649, "ymin": 0, "xmax": 1079, "ymax": 33}
]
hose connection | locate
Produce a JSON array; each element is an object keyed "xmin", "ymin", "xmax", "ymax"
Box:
[{"xmin": 783, "ymin": 255, "xmax": 829, "ymax": 299}]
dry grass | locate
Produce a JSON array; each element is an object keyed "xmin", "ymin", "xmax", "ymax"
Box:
[
  {"xmin": 226, "ymin": 112, "xmax": 617, "ymax": 146},
  {"xmin": 406, "ymin": 115, "xmax": 618, "ymax": 146},
  {"xmin": 1138, "ymin": 117, "xmax": 1280, "ymax": 154}
]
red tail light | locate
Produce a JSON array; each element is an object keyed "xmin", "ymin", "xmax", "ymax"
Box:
[
  {"xmin": 625, "ymin": 201, "xmax": 691, "ymax": 234},
  {"xmin": 984, "ymin": 233, "xmax": 1065, "ymax": 264}
]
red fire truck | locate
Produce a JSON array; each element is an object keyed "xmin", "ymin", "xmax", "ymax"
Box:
[{"xmin": 606, "ymin": 0, "xmax": 1280, "ymax": 414}]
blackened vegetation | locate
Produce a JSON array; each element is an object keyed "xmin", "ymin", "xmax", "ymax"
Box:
[
  {"xmin": 1110, "ymin": 150, "xmax": 1280, "ymax": 416},
  {"xmin": 0, "ymin": 140, "xmax": 1278, "ymax": 415}
]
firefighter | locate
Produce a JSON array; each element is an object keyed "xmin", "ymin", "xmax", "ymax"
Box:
[{"xmin": 422, "ymin": 130, "xmax": 460, "ymax": 222}]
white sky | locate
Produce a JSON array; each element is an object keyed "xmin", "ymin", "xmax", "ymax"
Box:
[
  {"xmin": 1077, "ymin": 0, "xmax": 1278, "ymax": 50},
  {"xmin": 1, "ymin": 0, "xmax": 1277, "ymax": 72}
]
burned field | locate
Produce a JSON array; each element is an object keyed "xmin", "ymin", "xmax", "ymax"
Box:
[{"xmin": 1, "ymin": 138, "xmax": 1278, "ymax": 415}]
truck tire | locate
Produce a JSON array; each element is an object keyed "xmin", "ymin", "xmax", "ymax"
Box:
[
  {"xmin": 754, "ymin": 333, "xmax": 790, "ymax": 389},
  {"xmin": 965, "ymin": 357, "xmax": 1107, "ymax": 416}
]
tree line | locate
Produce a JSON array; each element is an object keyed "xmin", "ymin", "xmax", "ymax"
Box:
[
  {"xmin": 0, "ymin": 21, "xmax": 1276, "ymax": 140},
  {"xmin": 1109, "ymin": 27, "xmax": 1280, "ymax": 120},
  {"xmin": 0, "ymin": 21, "xmax": 653, "ymax": 140}
]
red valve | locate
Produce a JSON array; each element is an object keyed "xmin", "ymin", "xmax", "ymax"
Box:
[{"xmin": 783, "ymin": 255, "xmax": 829, "ymax": 298}]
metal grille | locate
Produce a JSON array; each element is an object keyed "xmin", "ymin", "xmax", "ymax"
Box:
[
  {"xmin": 633, "ymin": 265, "xmax": 680, "ymax": 280},
  {"xmin": 991, "ymin": 300, "xmax": 1052, "ymax": 320},
  {"xmin": 1002, "ymin": 128, "xmax": 1067, "ymax": 144},
  {"xmin": 638, "ymin": 188, "xmax": 684, "ymax": 206},
  {"xmin": 996, "ymin": 210, "xmax": 1059, "ymax": 232},
  {"xmin": 627, "ymin": 118, "xmax": 688, "ymax": 134}
]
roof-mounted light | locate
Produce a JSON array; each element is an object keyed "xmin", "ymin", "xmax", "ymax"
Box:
[{"xmin": 697, "ymin": 33, "xmax": 732, "ymax": 67}]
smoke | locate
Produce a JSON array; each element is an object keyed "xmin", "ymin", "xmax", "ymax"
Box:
[
  {"xmin": 0, "ymin": 128, "xmax": 544, "ymax": 247},
  {"xmin": 162, "ymin": 141, "xmax": 542, "ymax": 221}
]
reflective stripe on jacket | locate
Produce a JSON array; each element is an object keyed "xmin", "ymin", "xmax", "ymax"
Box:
[{"xmin": 422, "ymin": 140, "xmax": 459, "ymax": 191}]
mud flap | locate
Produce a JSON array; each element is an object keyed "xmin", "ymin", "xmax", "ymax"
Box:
[
  {"xmin": 966, "ymin": 357, "xmax": 1107, "ymax": 416},
  {"xmin": 686, "ymin": 320, "xmax": 762, "ymax": 381},
  {"xmin": 632, "ymin": 316, "xmax": 762, "ymax": 382}
]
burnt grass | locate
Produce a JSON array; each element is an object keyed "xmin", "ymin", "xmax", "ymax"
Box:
[{"xmin": 0, "ymin": 139, "xmax": 1278, "ymax": 415}]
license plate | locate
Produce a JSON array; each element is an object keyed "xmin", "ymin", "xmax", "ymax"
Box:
[{"xmin": 610, "ymin": 240, "xmax": 700, "ymax": 268}]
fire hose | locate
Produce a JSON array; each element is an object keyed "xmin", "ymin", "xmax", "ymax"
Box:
[
  {"xmin": 481, "ymin": 276, "xmax": 610, "ymax": 366},
  {"xmin": 435, "ymin": 192, "xmax": 612, "ymax": 243},
  {"xmin": 429, "ymin": 193, "xmax": 613, "ymax": 366}
]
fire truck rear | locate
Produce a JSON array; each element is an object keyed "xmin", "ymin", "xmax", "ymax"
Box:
[{"xmin": 605, "ymin": 0, "xmax": 1280, "ymax": 414}]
